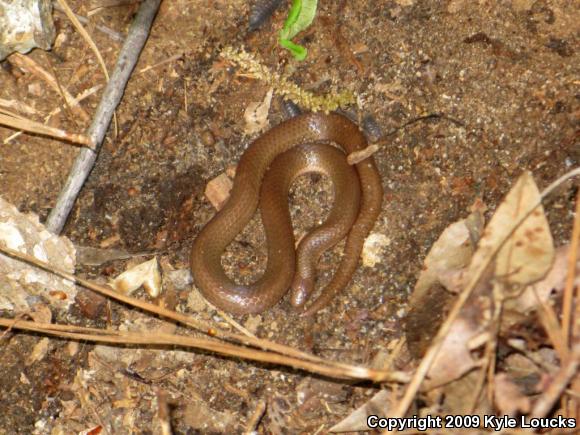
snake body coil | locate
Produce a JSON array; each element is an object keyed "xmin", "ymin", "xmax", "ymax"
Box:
[{"xmin": 191, "ymin": 112, "xmax": 383, "ymax": 315}]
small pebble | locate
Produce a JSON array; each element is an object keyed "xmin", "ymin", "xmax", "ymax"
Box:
[
  {"xmin": 200, "ymin": 129, "xmax": 216, "ymax": 147},
  {"xmin": 249, "ymin": 0, "xmax": 285, "ymax": 31}
]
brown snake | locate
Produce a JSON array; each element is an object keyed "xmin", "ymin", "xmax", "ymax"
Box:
[{"xmin": 191, "ymin": 112, "xmax": 383, "ymax": 315}]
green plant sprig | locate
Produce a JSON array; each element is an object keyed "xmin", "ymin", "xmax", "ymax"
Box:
[{"xmin": 279, "ymin": 0, "xmax": 318, "ymax": 60}]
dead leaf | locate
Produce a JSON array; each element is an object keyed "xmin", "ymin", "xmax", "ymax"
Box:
[
  {"xmin": 26, "ymin": 337, "xmax": 50, "ymax": 365},
  {"xmin": 468, "ymin": 171, "xmax": 554, "ymax": 290},
  {"xmin": 506, "ymin": 244, "xmax": 580, "ymax": 315},
  {"xmin": 495, "ymin": 172, "xmax": 554, "ymax": 286},
  {"xmin": 405, "ymin": 206, "xmax": 487, "ymax": 383},
  {"xmin": 438, "ymin": 370, "xmax": 493, "ymax": 415},
  {"xmin": 244, "ymin": 88, "xmax": 273, "ymax": 135},
  {"xmin": 411, "ymin": 206, "xmax": 484, "ymax": 302},
  {"xmin": 494, "ymin": 373, "xmax": 531, "ymax": 416},
  {"xmin": 361, "ymin": 233, "xmax": 390, "ymax": 267},
  {"xmin": 111, "ymin": 258, "xmax": 162, "ymax": 297},
  {"xmin": 330, "ymin": 390, "xmax": 394, "ymax": 432},
  {"xmin": 426, "ymin": 318, "xmax": 482, "ymax": 387}
]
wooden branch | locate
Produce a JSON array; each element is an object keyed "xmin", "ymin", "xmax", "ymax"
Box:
[{"xmin": 46, "ymin": 0, "xmax": 162, "ymax": 233}]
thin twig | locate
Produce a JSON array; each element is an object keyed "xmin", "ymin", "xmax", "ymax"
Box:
[
  {"xmin": 46, "ymin": 0, "xmax": 162, "ymax": 233},
  {"xmin": 3, "ymin": 84, "xmax": 103, "ymax": 144},
  {"xmin": 564, "ymin": 190, "xmax": 580, "ymax": 344},
  {"xmin": 244, "ymin": 399, "xmax": 266, "ymax": 434},
  {"xmin": 9, "ymin": 53, "xmax": 90, "ymax": 122},
  {"xmin": 0, "ymin": 112, "xmax": 93, "ymax": 147},
  {"xmin": 53, "ymin": 2, "xmax": 125, "ymax": 42}
]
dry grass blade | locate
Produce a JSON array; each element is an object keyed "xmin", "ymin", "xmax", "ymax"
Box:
[
  {"xmin": 564, "ymin": 191, "xmax": 580, "ymax": 344},
  {"xmin": 0, "ymin": 318, "xmax": 390, "ymax": 381},
  {"xmin": 56, "ymin": 0, "xmax": 110, "ymax": 83},
  {"xmin": 3, "ymin": 84, "xmax": 103, "ymax": 144},
  {"xmin": 0, "ymin": 98, "xmax": 38, "ymax": 115},
  {"xmin": 8, "ymin": 53, "xmax": 90, "ymax": 122},
  {"xmin": 56, "ymin": 0, "xmax": 118, "ymax": 135},
  {"xmin": 244, "ymin": 399, "xmax": 267, "ymax": 434},
  {"xmin": 534, "ymin": 285, "xmax": 568, "ymax": 359},
  {"xmin": 0, "ymin": 111, "xmax": 93, "ymax": 147},
  {"xmin": 0, "ymin": 244, "xmax": 408, "ymax": 383}
]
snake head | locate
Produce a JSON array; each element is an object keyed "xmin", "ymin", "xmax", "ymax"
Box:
[{"xmin": 289, "ymin": 275, "xmax": 315, "ymax": 308}]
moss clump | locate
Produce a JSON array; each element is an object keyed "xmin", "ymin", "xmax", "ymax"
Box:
[{"xmin": 221, "ymin": 46, "xmax": 355, "ymax": 113}]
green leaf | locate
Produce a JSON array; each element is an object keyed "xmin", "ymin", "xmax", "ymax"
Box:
[
  {"xmin": 279, "ymin": 38, "xmax": 307, "ymax": 60},
  {"xmin": 279, "ymin": 0, "xmax": 318, "ymax": 60}
]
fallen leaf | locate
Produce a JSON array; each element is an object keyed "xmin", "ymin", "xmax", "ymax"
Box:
[
  {"xmin": 468, "ymin": 171, "xmax": 554, "ymax": 290},
  {"xmin": 111, "ymin": 258, "xmax": 162, "ymax": 297},
  {"xmin": 494, "ymin": 172, "xmax": 554, "ymax": 287},
  {"xmin": 330, "ymin": 390, "xmax": 394, "ymax": 432},
  {"xmin": 244, "ymin": 88, "xmax": 273, "ymax": 135},
  {"xmin": 26, "ymin": 337, "xmax": 50, "ymax": 365},
  {"xmin": 426, "ymin": 318, "xmax": 482, "ymax": 387},
  {"xmin": 411, "ymin": 205, "xmax": 484, "ymax": 303},
  {"xmin": 494, "ymin": 373, "xmax": 531, "ymax": 416},
  {"xmin": 362, "ymin": 233, "xmax": 390, "ymax": 267},
  {"xmin": 505, "ymin": 244, "xmax": 579, "ymax": 316}
]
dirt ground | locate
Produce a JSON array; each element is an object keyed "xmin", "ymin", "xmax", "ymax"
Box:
[{"xmin": 0, "ymin": 0, "xmax": 578, "ymax": 433}]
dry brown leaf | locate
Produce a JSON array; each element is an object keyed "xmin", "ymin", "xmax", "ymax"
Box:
[
  {"xmin": 405, "ymin": 207, "xmax": 486, "ymax": 384},
  {"xmin": 468, "ymin": 171, "xmax": 554, "ymax": 289},
  {"xmin": 244, "ymin": 88, "xmax": 273, "ymax": 135},
  {"xmin": 411, "ymin": 206, "xmax": 484, "ymax": 302},
  {"xmin": 26, "ymin": 337, "xmax": 51, "ymax": 366},
  {"xmin": 496, "ymin": 173, "xmax": 554, "ymax": 286},
  {"xmin": 330, "ymin": 390, "xmax": 394, "ymax": 432},
  {"xmin": 506, "ymin": 244, "xmax": 580, "ymax": 315},
  {"xmin": 417, "ymin": 172, "xmax": 556, "ymax": 390},
  {"xmin": 205, "ymin": 172, "xmax": 233, "ymax": 210},
  {"xmin": 494, "ymin": 373, "xmax": 531, "ymax": 416},
  {"xmin": 426, "ymin": 318, "xmax": 482, "ymax": 387},
  {"xmin": 111, "ymin": 258, "xmax": 162, "ymax": 297},
  {"xmin": 438, "ymin": 370, "xmax": 493, "ymax": 415}
]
